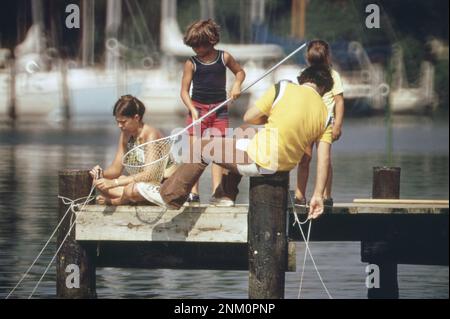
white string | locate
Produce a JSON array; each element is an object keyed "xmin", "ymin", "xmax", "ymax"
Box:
[
  {"xmin": 27, "ymin": 185, "xmax": 96, "ymax": 299},
  {"xmin": 298, "ymin": 220, "xmax": 311, "ymax": 299},
  {"xmin": 4, "ymin": 203, "xmax": 74, "ymax": 299},
  {"xmin": 289, "ymin": 193, "xmax": 333, "ymax": 299},
  {"xmin": 4, "ymin": 193, "xmax": 95, "ymax": 299}
]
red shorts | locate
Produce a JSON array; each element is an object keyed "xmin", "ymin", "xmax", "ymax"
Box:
[{"xmin": 186, "ymin": 100, "xmax": 229, "ymax": 137}]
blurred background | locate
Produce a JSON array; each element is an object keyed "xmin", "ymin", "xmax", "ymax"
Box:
[
  {"xmin": 0, "ymin": 0, "xmax": 448, "ymax": 121},
  {"xmin": 0, "ymin": 1, "xmax": 448, "ymax": 299}
]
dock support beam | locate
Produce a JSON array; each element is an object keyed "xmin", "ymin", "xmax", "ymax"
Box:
[
  {"xmin": 57, "ymin": 170, "xmax": 96, "ymax": 299},
  {"xmin": 362, "ymin": 166, "xmax": 400, "ymax": 299},
  {"xmin": 248, "ymin": 172, "xmax": 289, "ymax": 299}
]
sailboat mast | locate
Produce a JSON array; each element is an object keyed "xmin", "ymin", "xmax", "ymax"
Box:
[
  {"xmin": 200, "ymin": 0, "xmax": 215, "ymax": 20},
  {"xmin": 106, "ymin": 0, "xmax": 122, "ymax": 70},
  {"xmin": 31, "ymin": 0, "xmax": 44, "ymax": 53},
  {"xmin": 82, "ymin": 0, "xmax": 95, "ymax": 67}
]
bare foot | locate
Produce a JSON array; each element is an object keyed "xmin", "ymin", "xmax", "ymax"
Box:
[{"xmin": 96, "ymin": 195, "xmax": 112, "ymax": 205}]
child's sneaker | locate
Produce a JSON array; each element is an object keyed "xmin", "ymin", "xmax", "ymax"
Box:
[
  {"xmin": 184, "ymin": 193, "xmax": 200, "ymax": 206},
  {"xmin": 209, "ymin": 196, "xmax": 235, "ymax": 207},
  {"xmin": 323, "ymin": 198, "xmax": 334, "ymax": 207},
  {"xmin": 136, "ymin": 183, "xmax": 168, "ymax": 208}
]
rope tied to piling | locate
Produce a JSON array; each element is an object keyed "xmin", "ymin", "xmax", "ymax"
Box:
[
  {"xmin": 6, "ymin": 184, "xmax": 96, "ymax": 299},
  {"xmin": 58, "ymin": 194, "xmax": 97, "ymax": 213},
  {"xmin": 27, "ymin": 185, "xmax": 97, "ymax": 299},
  {"xmin": 5, "ymin": 185, "xmax": 96, "ymax": 299}
]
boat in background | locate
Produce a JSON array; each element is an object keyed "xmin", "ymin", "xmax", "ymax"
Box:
[
  {"xmin": 388, "ymin": 45, "xmax": 438, "ymax": 114},
  {"xmin": 0, "ymin": 0, "xmax": 441, "ymax": 122}
]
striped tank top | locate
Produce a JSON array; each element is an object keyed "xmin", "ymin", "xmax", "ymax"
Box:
[{"xmin": 190, "ymin": 50, "xmax": 227, "ymax": 104}]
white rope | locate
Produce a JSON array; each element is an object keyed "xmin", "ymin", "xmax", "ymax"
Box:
[
  {"xmin": 298, "ymin": 220, "xmax": 311, "ymax": 299},
  {"xmin": 27, "ymin": 186, "xmax": 96, "ymax": 299},
  {"xmin": 4, "ymin": 204, "xmax": 73, "ymax": 299},
  {"xmin": 4, "ymin": 192, "xmax": 95, "ymax": 299},
  {"xmin": 288, "ymin": 193, "xmax": 333, "ymax": 299}
]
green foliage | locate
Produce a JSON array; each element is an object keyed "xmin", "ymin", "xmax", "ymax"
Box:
[{"xmin": 434, "ymin": 59, "xmax": 449, "ymax": 109}]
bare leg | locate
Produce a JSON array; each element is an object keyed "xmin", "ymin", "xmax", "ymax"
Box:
[
  {"xmin": 96, "ymin": 186, "xmax": 123, "ymax": 199},
  {"xmin": 324, "ymin": 161, "xmax": 333, "ymax": 199},
  {"xmin": 96, "ymin": 186, "xmax": 124, "ymax": 204},
  {"xmin": 98, "ymin": 184, "xmax": 144, "ymax": 206},
  {"xmin": 160, "ymin": 137, "xmax": 254, "ymax": 209},
  {"xmin": 211, "ymin": 163, "xmax": 223, "ymax": 193},
  {"xmin": 189, "ymin": 135, "xmax": 200, "ymax": 196},
  {"xmin": 296, "ymin": 154, "xmax": 312, "ymax": 201},
  {"xmin": 123, "ymin": 183, "xmax": 146, "ymax": 203}
]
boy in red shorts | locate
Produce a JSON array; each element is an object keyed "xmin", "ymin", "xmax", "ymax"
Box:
[{"xmin": 181, "ymin": 19, "xmax": 246, "ymax": 205}]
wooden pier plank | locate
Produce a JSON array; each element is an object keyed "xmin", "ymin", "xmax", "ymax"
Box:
[
  {"xmin": 75, "ymin": 203, "xmax": 448, "ymax": 266},
  {"xmin": 76, "ymin": 205, "xmax": 248, "ymax": 243},
  {"xmin": 90, "ymin": 241, "xmax": 296, "ymax": 271},
  {"xmin": 76, "ymin": 204, "xmax": 448, "ymax": 243}
]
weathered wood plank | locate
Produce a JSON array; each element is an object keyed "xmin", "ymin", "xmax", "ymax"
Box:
[
  {"xmin": 76, "ymin": 205, "xmax": 248, "ymax": 243},
  {"xmin": 288, "ymin": 212, "xmax": 449, "ymax": 242},
  {"xmin": 76, "ymin": 204, "xmax": 448, "ymax": 243},
  {"xmin": 89, "ymin": 241, "xmax": 296, "ymax": 271},
  {"xmin": 353, "ymin": 199, "xmax": 449, "ymax": 205}
]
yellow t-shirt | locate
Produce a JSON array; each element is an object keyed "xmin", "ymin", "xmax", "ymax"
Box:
[
  {"xmin": 246, "ymin": 83, "xmax": 332, "ymax": 172},
  {"xmin": 322, "ymin": 69, "xmax": 344, "ymax": 116}
]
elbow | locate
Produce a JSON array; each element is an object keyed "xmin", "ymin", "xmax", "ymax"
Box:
[
  {"xmin": 240, "ymin": 70, "xmax": 246, "ymax": 81},
  {"xmin": 243, "ymin": 113, "xmax": 255, "ymax": 124}
]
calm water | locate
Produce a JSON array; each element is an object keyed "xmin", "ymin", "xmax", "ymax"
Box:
[{"xmin": 0, "ymin": 115, "xmax": 448, "ymax": 299}]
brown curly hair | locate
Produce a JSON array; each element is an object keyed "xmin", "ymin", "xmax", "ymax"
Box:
[{"xmin": 183, "ymin": 19, "xmax": 220, "ymax": 47}]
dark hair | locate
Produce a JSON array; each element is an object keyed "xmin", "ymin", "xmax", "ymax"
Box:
[
  {"xmin": 306, "ymin": 40, "xmax": 331, "ymax": 66},
  {"xmin": 183, "ymin": 19, "xmax": 220, "ymax": 47},
  {"xmin": 297, "ymin": 65, "xmax": 334, "ymax": 95},
  {"xmin": 113, "ymin": 95, "xmax": 145, "ymax": 120}
]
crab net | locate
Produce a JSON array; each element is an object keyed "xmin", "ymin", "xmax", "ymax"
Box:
[{"xmin": 122, "ymin": 136, "xmax": 176, "ymax": 183}]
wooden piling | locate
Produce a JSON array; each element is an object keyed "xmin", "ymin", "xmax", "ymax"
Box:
[
  {"xmin": 248, "ymin": 172, "xmax": 289, "ymax": 299},
  {"xmin": 362, "ymin": 166, "xmax": 400, "ymax": 299},
  {"xmin": 57, "ymin": 169, "xmax": 96, "ymax": 299}
]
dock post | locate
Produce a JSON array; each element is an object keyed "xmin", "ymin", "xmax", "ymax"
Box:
[
  {"xmin": 248, "ymin": 172, "xmax": 289, "ymax": 299},
  {"xmin": 362, "ymin": 166, "xmax": 400, "ymax": 299},
  {"xmin": 57, "ymin": 170, "xmax": 96, "ymax": 298}
]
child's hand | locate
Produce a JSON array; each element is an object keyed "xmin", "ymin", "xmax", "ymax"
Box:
[
  {"xmin": 94, "ymin": 178, "xmax": 116, "ymax": 191},
  {"xmin": 230, "ymin": 86, "xmax": 241, "ymax": 100},
  {"xmin": 190, "ymin": 108, "xmax": 199, "ymax": 121},
  {"xmin": 332, "ymin": 124, "xmax": 342, "ymax": 141},
  {"xmin": 308, "ymin": 195, "xmax": 324, "ymax": 219},
  {"xmin": 89, "ymin": 165, "xmax": 103, "ymax": 180}
]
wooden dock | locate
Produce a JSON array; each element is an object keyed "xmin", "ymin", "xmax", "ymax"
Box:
[
  {"xmin": 57, "ymin": 168, "xmax": 449, "ymax": 299},
  {"xmin": 74, "ymin": 202, "xmax": 448, "ymax": 271}
]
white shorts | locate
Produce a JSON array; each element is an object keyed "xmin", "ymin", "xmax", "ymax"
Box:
[{"xmin": 235, "ymin": 138, "xmax": 263, "ymax": 177}]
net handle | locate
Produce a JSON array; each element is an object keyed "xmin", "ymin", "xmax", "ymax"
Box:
[
  {"xmin": 122, "ymin": 41, "xmax": 308, "ymax": 168},
  {"xmin": 180, "ymin": 41, "xmax": 308, "ymax": 135}
]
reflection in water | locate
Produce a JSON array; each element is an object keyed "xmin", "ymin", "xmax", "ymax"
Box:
[{"xmin": 0, "ymin": 117, "xmax": 448, "ymax": 298}]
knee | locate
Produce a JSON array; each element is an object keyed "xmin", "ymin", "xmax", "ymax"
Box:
[{"xmin": 123, "ymin": 183, "xmax": 139, "ymax": 202}]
